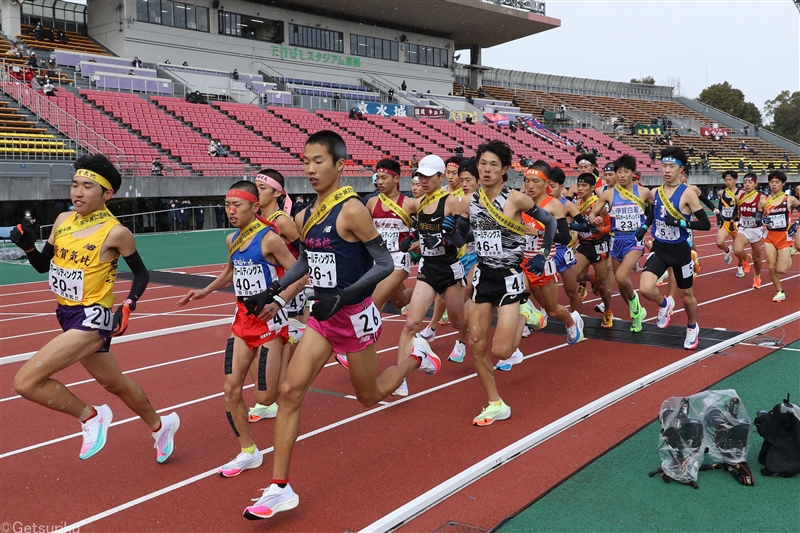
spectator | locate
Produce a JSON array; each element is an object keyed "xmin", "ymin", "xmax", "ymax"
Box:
[
  {"xmin": 607, "ymin": 141, "xmax": 614, "ymax": 150},
  {"xmin": 401, "ymin": 80, "xmax": 407, "ymax": 91},
  {"xmin": 426, "ymin": 89, "xmax": 431, "ymax": 93},
  {"xmin": 129, "ymin": 69, "xmax": 135, "ymax": 76},
  {"xmin": 649, "ymin": 147, "xmax": 657, "ymax": 162},
  {"xmin": 42, "ymin": 78, "xmax": 55, "ymax": 97},
  {"xmin": 767, "ymin": 161, "xmax": 775, "ymax": 170},
  {"xmin": 179, "ymin": 200, "xmax": 191, "ymax": 230},
  {"xmin": 27, "ymin": 53, "xmax": 38, "ymax": 68},
  {"xmin": 232, "ymin": 69, "xmax": 239, "ymax": 80},
  {"xmin": 349, "ymin": 107, "xmax": 357, "ymax": 120},
  {"xmin": 356, "ymin": 110, "xmax": 364, "ymax": 120},
  {"xmin": 215, "ymin": 141, "xmax": 228, "ymax": 157},
  {"xmin": 164, "ymin": 59, "xmax": 171, "ymax": 64},
  {"xmin": 738, "ymin": 159, "xmax": 745, "ymax": 171},
  {"xmin": 465, "ymin": 114, "xmax": 474, "ymax": 125},
  {"xmin": 559, "ymin": 104, "xmax": 566, "ymax": 117},
  {"xmin": 709, "ymin": 148, "xmax": 717, "ymax": 157},
  {"xmin": 88, "ymin": 58, "xmax": 97, "ymax": 63},
  {"xmin": 151, "ymin": 157, "xmax": 164, "ymax": 176},
  {"xmin": 754, "ymin": 125, "xmax": 760, "ymax": 136},
  {"xmin": 31, "ymin": 75, "xmax": 44, "ymax": 90},
  {"xmin": 208, "ymin": 140, "xmax": 218, "ymax": 157},
  {"xmin": 48, "ymin": 57, "xmax": 56, "ymax": 70},
  {"xmin": 509, "ymin": 121, "xmax": 517, "ymax": 133},
  {"xmin": 747, "ymin": 163, "xmax": 753, "ymax": 171},
  {"xmin": 411, "ymin": 155, "xmax": 419, "ymax": 173},
  {"xmin": 466, "ymin": 94, "xmax": 474, "ymax": 105},
  {"xmin": 214, "ymin": 201, "xmax": 225, "ymax": 228},
  {"xmin": 460, "ymin": 85, "xmax": 466, "ymax": 96},
  {"xmin": 477, "ymin": 86, "xmax": 485, "ymax": 98},
  {"xmin": 33, "ymin": 22, "xmax": 43, "ymax": 40},
  {"xmin": 743, "ymin": 125, "xmax": 749, "ymax": 136},
  {"xmin": 58, "ymin": 30, "xmax": 68, "ymax": 44},
  {"xmin": 167, "ymin": 199, "xmax": 179, "ymax": 231},
  {"xmin": 195, "ymin": 203, "xmax": 204, "ymax": 229},
  {"xmin": 182, "ymin": 61, "xmax": 189, "ymax": 66},
  {"xmin": 132, "ymin": 56, "xmax": 143, "ymax": 68},
  {"xmin": 387, "ymin": 88, "xmax": 394, "ymax": 99},
  {"xmin": 784, "ymin": 152, "xmax": 790, "ymax": 163},
  {"xmin": 511, "ymin": 96, "xmax": 518, "ymax": 107},
  {"xmin": 688, "ymin": 146, "xmax": 695, "ymax": 156}
]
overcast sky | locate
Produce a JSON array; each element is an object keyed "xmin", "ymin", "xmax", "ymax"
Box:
[{"xmin": 459, "ymin": 0, "xmax": 799, "ymax": 121}]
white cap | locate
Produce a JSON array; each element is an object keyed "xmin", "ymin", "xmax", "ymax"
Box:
[{"xmin": 414, "ymin": 154, "xmax": 445, "ymax": 177}]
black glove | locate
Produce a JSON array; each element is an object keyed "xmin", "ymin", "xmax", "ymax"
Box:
[
  {"xmin": 634, "ymin": 225, "xmax": 649, "ymax": 242},
  {"xmin": 309, "ymin": 292, "xmax": 345, "ymax": 321},
  {"xmin": 442, "ymin": 215, "xmax": 457, "ymax": 234},
  {"xmin": 422, "ymin": 234, "xmax": 442, "ymax": 250},
  {"xmin": 525, "ymin": 253, "xmax": 546, "ymax": 275},
  {"xmin": 111, "ymin": 300, "xmax": 135, "ymax": 337},
  {"xmin": 570, "ymin": 220, "xmax": 595, "ymax": 233},
  {"xmin": 399, "ymin": 230, "xmax": 417, "ymax": 252},
  {"xmin": 243, "ymin": 280, "xmax": 282, "ymax": 316},
  {"xmin": 762, "ymin": 216, "xmax": 773, "ymax": 229},
  {"xmin": 663, "ymin": 215, "xmax": 682, "ymax": 228},
  {"xmin": 9, "ymin": 222, "xmax": 36, "ymax": 251},
  {"xmin": 788, "ymin": 222, "xmax": 798, "ymax": 238},
  {"xmin": 716, "ymin": 213, "xmax": 724, "ymax": 228},
  {"xmin": 722, "ymin": 461, "xmax": 755, "ymax": 486}
]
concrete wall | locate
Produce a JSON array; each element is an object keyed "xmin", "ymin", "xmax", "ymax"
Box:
[{"xmin": 87, "ymin": 0, "xmax": 455, "ymax": 96}]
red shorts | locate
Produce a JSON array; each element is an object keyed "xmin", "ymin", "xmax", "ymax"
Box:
[
  {"xmin": 231, "ymin": 301, "xmax": 288, "ymax": 350},
  {"xmin": 764, "ymin": 229, "xmax": 792, "ymax": 250},
  {"xmin": 521, "ymin": 255, "xmax": 556, "ymax": 288},
  {"xmin": 308, "ymin": 297, "xmax": 382, "ymax": 354}
]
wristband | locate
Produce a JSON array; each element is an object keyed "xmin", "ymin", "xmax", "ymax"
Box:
[
  {"xmin": 679, "ymin": 220, "xmax": 687, "ymax": 228},
  {"xmin": 273, "ymin": 294, "xmax": 286, "ymax": 309},
  {"xmin": 539, "ymin": 247, "xmax": 550, "ymax": 259}
]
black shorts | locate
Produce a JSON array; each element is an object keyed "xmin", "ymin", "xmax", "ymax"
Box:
[
  {"xmin": 418, "ymin": 258, "xmax": 464, "ymax": 295},
  {"xmin": 577, "ymin": 238, "xmax": 611, "ymax": 265},
  {"xmin": 470, "ymin": 263, "xmax": 527, "ymax": 307},
  {"xmin": 643, "ymin": 239, "xmax": 694, "ymax": 290}
]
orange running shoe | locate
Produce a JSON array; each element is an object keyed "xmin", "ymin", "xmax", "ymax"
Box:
[
  {"xmin": 601, "ymin": 312, "xmax": 614, "ymax": 329},
  {"xmin": 691, "ymin": 250, "xmax": 700, "ymax": 275},
  {"xmin": 742, "ymin": 254, "xmax": 751, "ymax": 274},
  {"xmin": 576, "ymin": 283, "xmax": 587, "ymax": 301},
  {"xmin": 752, "ymin": 275, "xmax": 761, "ymax": 289}
]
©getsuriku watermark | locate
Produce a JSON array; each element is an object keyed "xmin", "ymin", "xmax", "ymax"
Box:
[{"xmin": 0, "ymin": 522, "xmax": 79, "ymax": 533}]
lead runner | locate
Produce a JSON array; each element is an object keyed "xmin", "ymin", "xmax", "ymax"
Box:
[{"xmin": 9, "ymin": 154, "xmax": 180, "ymax": 462}]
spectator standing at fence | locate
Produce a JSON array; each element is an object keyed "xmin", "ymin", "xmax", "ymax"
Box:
[
  {"xmin": 151, "ymin": 157, "xmax": 164, "ymax": 176},
  {"xmin": 27, "ymin": 52, "xmax": 37, "ymax": 68},
  {"xmin": 232, "ymin": 69, "xmax": 239, "ymax": 80},
  {"xmin": 214, "ymin": 201, "xmax": 225, "ymax": 228},
  {"xmin": 401, "ymin": 80, "xmax": 407, "ymax": 91},
  {"xmin": 132, "ymin": 56, "xmax": 142, "ymax": 68},
  {"xmin": 167, "ymin": 199, "xmax": 177, "ymax": 231},
  {"xmin": 179, "ymin": 200, "xmax": 191, "ymax": 230},
  {"xmin": 195, "ymin": 203, "xmax": 205, "ymax": 229}
]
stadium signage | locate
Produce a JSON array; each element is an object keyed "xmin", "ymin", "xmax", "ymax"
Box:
[
  {"xmin": 700, "ymin": 127, "xmax": 728, "ymax": 138},
  {"xmin": 414, "ymin": 107, "xmax": 445, "ymax": 118},
  {"xmin": 635, "ymin": 124, "xmax": 664, "ymax": 135},
  {"xmin": 450, "ymin": 110, "xmax": 478, "ymax": 122},
  {"xmin": 355, "ymin": 102, "xmax": 409, "ymax": 117},
  {"xmin": 270, "ymin": 45, "xmax": 361, "ymax": 67}
]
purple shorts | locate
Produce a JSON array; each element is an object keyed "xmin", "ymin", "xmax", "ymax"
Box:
[
  {"xmin": 56, "ymin": 304, "xmax": 113, "ymax": 353},
  {"xmin": 307, "ymin": 297, "xmax": 382, "ymax": 355}
]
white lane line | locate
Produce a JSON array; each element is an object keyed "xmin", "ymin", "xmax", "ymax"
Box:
[
  {"xmin": 0, "ymin": 283, "xmax": 173, "ymax": 310},
  {"xmin": 47, "ymin": 342, "xmax": 564, "ymax": 533},
  {"xmin": 360, "ymin": 311, "xmax": 800, "ymax": 533}
]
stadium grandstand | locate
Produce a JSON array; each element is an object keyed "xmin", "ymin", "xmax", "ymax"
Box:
[{"xmin": 0, "ymin": 0, "xmax": 797, "ymax": 226}]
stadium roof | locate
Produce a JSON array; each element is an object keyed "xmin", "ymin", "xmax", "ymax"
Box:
[{"xmin": 262, "ymin": 0, "xmax": 560, "ymax": 49}]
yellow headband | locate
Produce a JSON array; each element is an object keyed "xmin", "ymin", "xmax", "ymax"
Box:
[{"xmin": 75, "ymin": 168, "xmax": 113, "ymax": 191}]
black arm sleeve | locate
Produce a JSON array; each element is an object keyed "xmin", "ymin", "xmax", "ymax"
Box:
[
  {"xmin": 122, "ymin": 250, "xmax": 149, "ymax": 307},
  {"xmin": 457, "ymin": 215, "xmax": 474, "ymax": 243},
  {"xmin": 25, "ymin": 242, "xmax": 54, "ymax": 273},
  {"xmin": 698, "ymin": 193, "xmax": 716, "ymax": 211},
  {"xmin": 525, "ymin": 205, "xmax": 556, "ymax": 251},
  {"xmin": 275, "ymin": 242, "xmax": 310, "ymax": 290},
  {"xmin": 644, "ymin": 205, "xmax": 655, "ymax": 228},
  {"xmin": 339, "ymin": 236, "xmax": 393, "ymax": 304},
  {"xmin": 289, "ymin": 238, "xmax": 302, "ymax": 254},
  {"xmin": 553, "ymin": 217, "xmax": 572, "ymax": 245},
  {"xmin": 687, "ymin": 208, "xmax": 711, "ymax": 231}
]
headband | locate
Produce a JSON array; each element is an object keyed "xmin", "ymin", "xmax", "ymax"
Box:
[
  {"xmin": 411, "ymin": 175, "xmax": 420, "ymax": 183},
  {"xmin": 75, "ymin": 168, "xmax": 113, "ymax": 191},
  {"xmin": 255, "ymin": 173, "xmax": 292, "ymax": 215},
  {"xmin": 661, "ymin": 156, "xmax": 684, "ymax": 167},
  {"xmin": 376, "ymin": 167, "xmax": 398, "ymax": 177},
  {"xmin": 743, "ymin": 175, "xmax": 757, "ymax": 182},
  {"xmin": 446, "ymin": 162, "xmax": 460, "ymax": 170},
  {"xmin": 524, "ymin": 168, "xmax": 548, "ymax": 181},
  {"xmin": 226, "ymin": 189, "xmax": 259, "ymax": 204},
  {"xmin": 576, "ymin": 174, "xmax": 596, "ymax": 186},
  {"xmin": 577, "ymin": 159, "xmax": 593, "ymax": 166}
]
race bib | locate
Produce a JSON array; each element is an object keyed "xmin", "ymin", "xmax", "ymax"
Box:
[
  {"xmin": 379, "ymin": 229, "xmax": 400, "ymax": 252},
  {"xmin": 392, "ymin": 251, "xmax": 410, "ymax": 272},
  {"xmin": 739, "ymin": 216, "xmax": 756, "ymax": 229},
  {"xmin": 543, "ymin": 258, "xmax": 556, "ymax": 276},
  {"xmin": 420, "ymin": 233, "xmax": 445, "ymax": 257},
  {"xmin": 474, "ymin": 229, "xmax": 503, "ymax": 256},
  {"xmin": 767, "ymin": 214, "xmax": 786, "ymax": 229},
  {"xmin": 614, "ymin": 211, "xmax": 640, "ymax": 232},
  {"xmin": 562, "ymin": 247, "xmax": 576, "ymax": 265},
  {"xmin": 504, "ymin": 271, "xmax": 525, "ymax": 294},
  {"xmin": 524, "ymin": 234, "xmax": 540, "ymax": 251},
  {"xmin": 267, "ymin": 308, "xmax": 289, "ymax": 332},
  {"xmin": 232, "ymin": 264, "xmax": 267, "ymax": 297},
  {"xmin": 721, "ymin": 207, "xmax": 734, "ymax": 218},
  {"xmin": 50, "ymin": 263, "xmax": 84, "ymax": 302},
  {"xmin": 594, "ymin": 241, "xmax": 609, "ymax": 254},
  {"xmin": 307, "ymin": 251, "xmax": 337, "ymax": 288},
  {"xmin": 81, "ymin": 304, "xmax": 113, "ymax": 331},
  {"xmin": 654, "ymin": 220, "xmax": 680, "ymax": 242},
  {"xmin": 284, "ymin": 291, "xmax": 307, "ymax": 313},
  {"xmin": 350, "ymin": 302, "xmax": 382, "ymax": 338},
  {"xmin": 681, "ymin": 261, "xmax": 694, "ymax": 280}
]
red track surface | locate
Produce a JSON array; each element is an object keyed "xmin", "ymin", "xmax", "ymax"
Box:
[{"xmin": 1, "ymin": 232, "xmax": 798, "ymax": 533}]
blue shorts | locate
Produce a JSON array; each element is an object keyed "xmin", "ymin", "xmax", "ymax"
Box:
[
  {"xmin": 610, "ymin": 233, "xmax": 644, "ymax": 262},
  {"xmin": 553, "ymin": 244, "xmax": 577, "ymax": 273},
  {"xmin": 459, "ymin": 251, "xmax": 479, "ymax": 279},
  {"xmin": 56, "ymin": 304, "xmax": 113, "ymax": 352}
]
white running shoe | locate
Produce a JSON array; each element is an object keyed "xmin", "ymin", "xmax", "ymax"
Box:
[
  {"xmin": 153, "ymin": 412, "xmax": 180, "ymax": 464},
  {"xmin": 288, "ymin": 318, "xmax": 306, "ymax": 344},
  {"xmin": 736, "ymin": 266, "xmax": 745, "ymax": 278},
  {"xmin": 79, "ymin": 404, "xmax": 113, "ymax": 460},
  {"xmin": 448, "ymin": 340, "xmax": 466, "ymax": 363},
  {"xmin": 495, "ymin": 349, "xmax": 523, "ymax": 372},
  {"xmin": 684, "ymin": 324, "xmax": 699, "ymax": 350},
  {"xmin": 248, "ymin": 403, "xmax": 278, "ymax": 422},
  {"xmin": 411, "ymin": 337, "xmax": 441, "ymax": 376},
  {"xmin": 243, "ymin": 483, "xmax": 300, "ymax": 520},
  {"xmin": 656, "ymin": 295, "xmax": 675, "ymax": 329},
  {"xmin": 724, "ymin": 245, "xmax": 733, "ymax": 265},
  {"xmin": 392, "ymin": 379, "xmax": 408, "ymax": 397},
  {"xmin": 416, "ymin": 326, "xmax": 436, "ymax": 342},
  {"xmin": 566, "ymin": 311, "xmax": 585, "ymax": 344},
  {"xmin": 521, "ymin": 325, "xmax": 532, "ymax": 338},
  {"xmin": 219, "ymin": 448, "xmax": 263, "ymax": 478},
  {"xmin": 594, "ymin": 302, "xmax": 605, "ymax": 314},
  {"xmin": 335, "ymin": 354, "xmax": 349, "ymax": 369}
]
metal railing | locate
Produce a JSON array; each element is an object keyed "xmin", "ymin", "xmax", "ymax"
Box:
[{"xmin": 0, "ymin": 136, "xmax": 81, "ymax": 160}]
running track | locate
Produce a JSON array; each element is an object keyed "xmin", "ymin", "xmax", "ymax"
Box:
[{"xmin": 1, "ymin": 231, "xmax": 798, "ymax": 533}]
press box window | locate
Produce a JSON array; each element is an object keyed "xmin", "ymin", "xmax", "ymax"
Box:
[{"xmin": 350, "ymin": 34, "xmax": 398, "ymax": 61}]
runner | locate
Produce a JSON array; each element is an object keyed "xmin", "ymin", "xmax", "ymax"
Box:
[
  {"xmin": 733, "ymin": 173, "xmax": 765, "ymax": 288},
  {"xmin": 8, "ymin": 154, "xmax": 180, "ymax": 462},
  {"xmin": 546, "ymin": 166, "xmax": 581, "ymax": 312},
  {"xmin": 638, "ymin": 147, "xmax": 710, "ymax": 349},
  {"xmin": 519, "ymin": 164, "xmax": 584, "ymax": 345},
  {"xmin": 589, "ymin": 154, "xmax": 653, "ymax": 332},
  {"xmin": 715, "ymin": 171, "xmax": 744, "ymax": 274},
  {"xmin": 564, "ymin": 152, "xmax": 601, "ymax": 199},
  {"xmin": 762, "ymin": 171, "xmax": 799, "ymax": 302},
  {"xmin": 595, "ymin": 161, "xmax": 619, "ymax": 313},
  {"xmin": 395, "ymin": 154, "xmax": 469, "ymax": 397},
  {"xmin": 242, "ymin": 131, "xmax": 439, "ymax": 519},
  {"xmin": 177, "ymin": 181, "xmax": 305, "ymax": 476},
  {"xmin": 469, "ymin": 141, "xmax": 556, "ymax": 426},
  {"xmin": 570, "ymin": 173, "xmax": 614, "ymax": 327}
]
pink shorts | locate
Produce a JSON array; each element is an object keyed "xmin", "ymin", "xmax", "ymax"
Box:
[{"xmin": 308, "ymin": 297, "xmax": 382, "ymax": 354}]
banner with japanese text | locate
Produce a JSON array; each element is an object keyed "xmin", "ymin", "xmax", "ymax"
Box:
[
  {"xmin": 355, "ymin": 102, "xmax": 409, "ymax": 118},
  {"xmin": 700, "ymin": 127, "xmax": 728, "ymax": 137},
  {"xmin": 270, "ymin": 45, "xmax": 361, "ymax": 68},
  {"xmin": 414, "ymin": 107, "xmax": 445, "ymax": 118},
  {"xmin": 636, "ymin": 124, "xmax": 663, "ymax": 135},
  {"xmin": 450, "ymin": 110, "xmax": 478, "ymax": 122}
]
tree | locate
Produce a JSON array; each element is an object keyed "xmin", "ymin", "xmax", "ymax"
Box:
[
  {"xmin": 763, "ymin": 90, "xmax": 800, "ymax": 144},
  {"xmin": 697, "ymin": 82, "xmax": 762, "ymax": 125},
  {"xmin": 630, "ymin": 76, "xmax": 655, "ymax": 85}
]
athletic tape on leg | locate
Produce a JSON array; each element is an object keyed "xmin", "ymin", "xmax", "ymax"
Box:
[
  {"xmin": 257, "ymin": 346, "xmax": 268, "ymax": 391},
  {"xmin": 224, "ymin": 338, "xmax": 234, "ymax": 375},
  {"xmin": 225, "ymin": 410, "xmax": 240, "ymax": 437}
]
